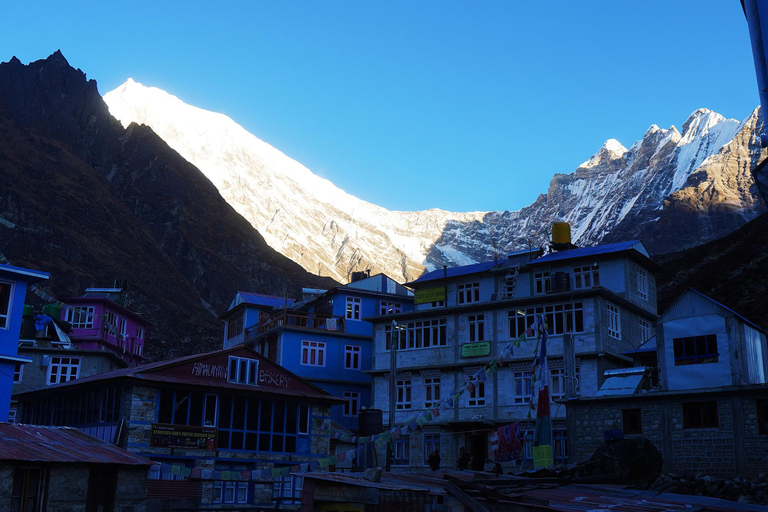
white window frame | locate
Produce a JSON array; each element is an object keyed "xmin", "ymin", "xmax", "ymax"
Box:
[
  {"xmin": 640, "ymin": 319, "xmax": 652, "ymax": 343},
  {"xmin": 47, "ymin": 356, "xmax": 80, "ymax": 385},
  {"xmin": 227, "ymin": 356, "xmax": 258, "ymax": 385},
  {"xmin": 66, "ymin": 306, "xmax": 95, "ymax": 329},
  {"xmin": 607, "ymin": 303, "xmax": 621, "ymax": 339},
  {"xmin": 468, "ymin": 314, "xmax": 485, "ymax": 342},
  {"xmin": 13, "ymin": 363, "xmax": 23, "ymax": 383},
  {"xmin": 204, "ymin": 393, "xmax": 219, "ymax": 426},
  {"xmin": 636, "ymin": 266, "xmax": 648, "ymax": 301},
  {"xmin": 344, "ymin": 345, "xmax": 361, "ymax": 370},
  {"xmin": 513, "ymin": 371, "xmax": 533, "ymax": 404},
  {"xmin": 467, "ymin": 376, "xmax": 485, "ymax": 407},
  {"xmin": 273, "ymin": 475, "xmax": 303, "ymax": 504},
  {"xmin": 345, "ymin": 297, "xmax": 361, "ymax": 320},
  {"xmin": 573, "ymin": 265, "xmax": 599, "ymax": 289},
  {"xmin": 550, "ymin": 368, "xmax": 580, "ymax": 399},
  {"xmin": 534, "ymin": 271, "xmax": 551, "ymax": 295},
  {"xmin": 301, "ymin": 340, "xmax": 326, "ymax": 367},
  {"xmin": 136, "ymin": 326, "xmax": 144, "ymax": 339},
  {"xmin": 424, "ymin": 377, "xmax": 441, "ymax": 409},
  {"xmin": 396, "ymin": 379, "xmax": 412, "ymax": 410},
  {"xmin": 0, "ymin": 281, "xmax": 12, "ymax": 329},
  {"xmin": 7, "ymin": 407, "xmax": 16, "ymax": 424},
  {"xmin": 214, "ymin": 480, "xmax": 248, "ymax": 504},
  {"xmin": 118, "ymin": 317, "xmax": 128, "ymax": 338},
  {"xmin": 343, "ymin": 391, "xmax": 359, "ymax": 416},
  {"xmin": 457, "ymin": 282, "xmax": 480, "ymax": 304},
  {"xmin": 379, "ymin": 301, "xmax": 402, "ymax": 315}
]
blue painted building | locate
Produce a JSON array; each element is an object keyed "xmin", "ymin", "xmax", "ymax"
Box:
[
  {"xmin": 0, "ymin": 263, "xmax": 49, "ymax": 421},
  {"xmin": 224, "ymin": 273, "xmax": 414, "ymax": 433}
]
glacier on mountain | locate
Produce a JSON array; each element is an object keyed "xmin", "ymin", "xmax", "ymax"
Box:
[{"xmin": 104, "ymin": 80, "xmax": 765, "ymax": 283}]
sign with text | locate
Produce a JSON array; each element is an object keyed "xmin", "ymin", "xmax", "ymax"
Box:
[
  {"xmin": 461, "ymin": 341, "xmax": 491, "ymax": 358},
  {"xmin": 150, "ymin": 423, "xmax": 217, "ymax": 450},
  {"xmin": 414, "ymin": 287, "xmax": 445, "ymax": 305}
]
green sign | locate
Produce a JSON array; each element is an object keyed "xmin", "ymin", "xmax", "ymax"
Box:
[
  {"xmin": 414, "ymin": 287, "xmax": 446, "ymax": 305},
  {"xmin": 461, "ymin": 341, "xmax": 491, "ymax": 358}
]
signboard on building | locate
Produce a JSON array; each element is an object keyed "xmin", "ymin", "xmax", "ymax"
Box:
[
  {"xmin": 150, "ymin": 423, "xmax": 217, "ymax": 450},
  {"xmin": 461, "ymin": 341, "xmax": 491, "ymax": 358},
  {"xmin": 414, "ymin": 287, "xmax": 445, "ymax": 305}
]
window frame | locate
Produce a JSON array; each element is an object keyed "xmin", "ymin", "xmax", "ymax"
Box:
[
  {"xmin": 345, "ymin": 297, "xmax": 361, "ymax": 320},
  {"xmin": 682, "ymin": 401, "xmax": 719, "ymax": 429},
  {"xmin": 343, "ymin": 391, "xmax": 360, "ymax": 417},
  {"xmin": 466, "ymin": 375, "xmax": 486, "ymax": 407},
  {"xmin": 301, "ymin": 340, "xmax": 326, "ymax": 367},
  {"xmin": 573, "ymin": 265, "xmax": 600, "ymax": 289},
  {"xmin": 423, "ymin": 433, "xmax": 440, "ymax": 464},
  {"xmin": 636, "ymin": 266, "xmax": 648, "ymax": 301},
  {"xmin": 227, "ymin": 311, "xmax": 245, "ymax": 340},
  {"xmin": 66, "ymin": 306, "xmax": 95, "ymax": 329},
  {"xmin": 47, "ymin": 356, "xmax": 81, "ymax": 385},
  {"xmin": 379, "ymin": 301, "xmax": 402, "ymax": 315},
  {"xmin": 0, "ymin": 280, "xmax": 12, "ymax": 329},
  {"xmin": 457, "ymin": 282, "xmax": 480, "ymax": 304},
  {"xmin": 467, "ymin": 314, "xmax": 485, "ymax": 342},
  {"xmin": 673, "ymin": 334, "xmax": 719, "ymax": 366},
  {"xmin": 508, "ymin": 302, "xmax": 584, "ymax": 338},
  {"xmin": 395, "ymin": 379, "xmax": 412, "ymax": 410},
  {"xmin": 533, "ymin": 271, "xmax": 551, "ymax": 295},
  {"xmin": 344, "ymin": 345, "xmax": 361, "ymax": 370},
  {"xmin": 393, "ymin": 435, "xmax": 410, "ymax": 466},
  {"xmin": 606, "ymin": 303, "xmax": 621, "ymax": 339},
  {"xmin": 13, "ymin": 363, "xmax": 23, "ymax": 383},
  {"xmin": 227, "ymin": 356, "xmax": 258, "ymax": 385},
  {"xmin": 424, "ymin": 376, "xmax": 441, "ymax": 409}
]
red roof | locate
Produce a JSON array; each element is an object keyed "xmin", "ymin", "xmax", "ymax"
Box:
[{"xmin": 0, "ymin": 423, "xmax": 153, "ymax": 465}]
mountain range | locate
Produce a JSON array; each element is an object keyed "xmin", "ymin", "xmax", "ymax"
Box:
[
  {"xmin": 1, "ymin": 51, "xmax": 766, "ymax": 362},
  {"xmin": 105, "ymin": 81, "xmax": 766, "ymax": 283}
]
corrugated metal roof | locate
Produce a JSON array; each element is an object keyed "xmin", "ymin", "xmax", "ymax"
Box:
[
  {"xmin": 661, "ymin": 289, "xmax": 766, "ymax": 334},
  {"xmin": 407, "ymin": 261, "xmax": 498, "ymax": 286},
  {"xmin": 529, "ymin": 240, "xmax": 647, "ymax": 265},
  {"xmin": 238, "ymin": 292, "xmax": 295, "ymax": 309},
  {"xmin": 0, "ymin": 423, "xmax": 152, "ymax": 465}
]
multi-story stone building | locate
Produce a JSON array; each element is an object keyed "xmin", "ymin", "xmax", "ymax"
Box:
[{"xmin": 367, "ymin": 241, "xmax": 660, "ymax": 471}]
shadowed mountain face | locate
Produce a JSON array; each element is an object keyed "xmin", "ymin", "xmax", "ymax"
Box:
[{"xmin": 0, "ymin": 52, "xmax": 336, "ymax": 360}]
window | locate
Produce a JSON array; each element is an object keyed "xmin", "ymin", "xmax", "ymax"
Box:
[
  {"xmin": 212, "ymin": 396, "xmax": 309, "ymax": 452},
  {"xmin": 573, "ymin": 265, "xmax": 599, "ymax": 289},
  {"xmin": 299, "ymin": 404, "xmax": 310, "ymax": 435},
  {"xmin": 136, "ymin": 326, "xmax": 144, "ymax": 339},
  {"xmin": 0, "ymin": 281, "xmax": 11, "ymax": 329},
  {"xmin": 104, "ymin": 311, "xmax": 117, "ymax": 334},
  {"xmin": 301, "ymin": 341, "xmax": 326, "ymax": 366},
  {"xmin": 213, "ymin": 463, "xmax": 250, "ymax": 504},
  {"xmin": 457, "ymin": 282, "xmax": 480, "ymax": 304},
  {"xmin": 468, "ymin": 314, "xmax": 485, "ymax": 342},
  {"xmin": 607, "ymin": 303, "xmax": 621, "ymax": 339},
  {"xmin": 513, "ymin": 371, "xmax": 533, "ymax": 404},
  {"xmin": 13, "ymin": 363, "xmax": 22, "ymax": 383},
  {"xmin": 386, "ymin": 318, "xmax": 447, "ymax": 351},
  {"xmin": 118, "ymin": 317, "xmax": 128, "ymax": 338},
  {"xmin": 228, "ymin": 356, "xmax": 258, "ymax": 384},
  {"xmin": 550, "ymin": 367, "xmax": 580, "ymax": 399},
  {"xmin": 346, "ymin": 297, "xmax": 361, "ymax": 320},
  {"xmin": 273, "ymin": 475, "xmax": 303, "ymax": 505},
  {"xmin": 508, "ymin": 302, "xmax": 584, "ymax": 338},
  {"xmin": 214, "ymin": 481, "xmax": 249, "ymax": 504},
  {"xmin": 380, "ymin": 301, "xmax": 402, "ymax": 315},
  {"xmin": 466, "ymin": 375, "xmax": 485, "ymax": 407},
  {"xmin": 534, "ymin": 272, "xmax": 551, "ymax": 295},
  {"xmin": 423, "ymin": 433, "xmax": 440, "ymax": 463},
  {"xmin": 396, "ymin": 379, "xmax": 412, "ymax": 410},
  {"xmin": 683, "ymin": 401, "xmax": 719, "ymax": 429},
  {"xmin": 344, "ymin": 345, "xmax": 361, "ymax": 370},
  {"xmin": 553, "ymin": 429, "xmax": 568, "ymax": 465},
  {"xmin": 622, "ymin": 409, "xmax": 642, "ymax": 435},
  {"xmin": 636, "ymin": 266, "xmax": 648, "ymax": 300},
  {"xmin": 204, "ymin": 394, "xmax": 219, "ymax": 426},
  {"xmin": 673, "ymin": 334, "xmax": 718, "ymax": 365},
  {"xmin": 47, "ymin": 356, "xmax": 80, "ymax": 384},
  {"xmin": 66, "ymin": 306, "xmax": 95, "ymax": 329},
  {"xmin": 227, "ymin": 311, "xmax": 244, "ymax": 340},
  {"xmin": 424, "ymin": 377, "xmax": 441, "ymax": 408},
  {"xmin": 640, "ymin": 319, "xmax": 652, "ymax": 343},
  {"xmin": 149, "ymin": 460, "xmax": 190, "ymax": 481},
  {"xmin": 757, "ymin": 400, "xmax": 768, "ymax": 435},
  {"xmin": 134, "ymin": 344, "xmax": 143, "ymax": 356},
  {"xmin": 8, "ymin": 407, "xmax": 16, "ymax": 424},
  {"xmin": 343, "ymin": 392, "xmax": 359, "ymax": 416},
  {"xmin": 11, "ymin": 467, "xmax": 46, "ymax": 512},
  {"xmin": 393, "ymin": 435, "xmax": 410, "ymax": 465},
  {"xmin": 431, "ymin": 300, "xmax": 445, "ymax": 308}
]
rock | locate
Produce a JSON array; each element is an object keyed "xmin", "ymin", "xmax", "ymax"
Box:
[
  {"xmin": 577, "ymin": 437, "xmax": 663, "ymax": 489},
  {"xmin": 363, "ymin": 468, "xmax": 381, "ymax": 482}
]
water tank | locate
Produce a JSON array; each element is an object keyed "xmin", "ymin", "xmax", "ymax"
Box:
[
  {"xmin": 358, "ymin": 408, "xmax": 383, "ymax": 436},
  {"xmin": 350, "ymin": 271, "xmax": 368, "ymax": 283},
  {"xmin": 551, "ymin": 222, "xmax": 571, "ymax": 245},
  {"xmin": 552, "ymin": 271, "xmax": 570, "ymax": 292},
  {"xmin": 42, "ymin": 304, "xmax": 61, "ymax": 320}
]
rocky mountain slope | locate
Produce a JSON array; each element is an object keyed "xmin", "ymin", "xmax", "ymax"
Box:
[
  {"xmin": 105, "ymin": 81, "xmax": 766, "ymax": 283},
  {"xmin": 0, "ymin": 52, "xmax": 335, "ymax": 359}
]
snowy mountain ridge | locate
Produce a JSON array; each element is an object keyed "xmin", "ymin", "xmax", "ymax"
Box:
[{"xmin": 104, "ymin": 80, "xmax": 765, "ymax": 283}]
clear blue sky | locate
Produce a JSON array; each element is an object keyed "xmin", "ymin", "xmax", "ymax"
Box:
[{"xmin": 1, "ymin": 1, "xmax": 760, "ymax": 212}]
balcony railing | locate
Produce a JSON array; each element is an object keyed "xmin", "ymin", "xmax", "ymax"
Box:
[{"xmin": 244, "ymin": 311, "xmax": 345, "ymax": 340}]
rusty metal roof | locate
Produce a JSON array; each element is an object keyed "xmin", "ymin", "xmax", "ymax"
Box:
[{"xmin": 0, "ymin": 423, "xmax": 153, "ymax": 466}]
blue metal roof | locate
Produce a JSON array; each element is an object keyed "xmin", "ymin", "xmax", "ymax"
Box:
[
  {"xmin": 238, "ymin": 292, "xmax": 294, "ymax": 309},
  {"xmin": 0, "ymin": 263, "xmax": 49, "ymax": 282},
  {"xmin": 407, "ymin": 260, "xmax": 498, "ymax": 286},
  {"xmin": 529, "ymin": 240, "xmax": 647, "ymax": 265}
]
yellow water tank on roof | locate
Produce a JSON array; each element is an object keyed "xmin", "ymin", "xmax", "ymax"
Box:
[{"xmin": 552, "ymin": 222, "xmax": 571, "ymax": 245}]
